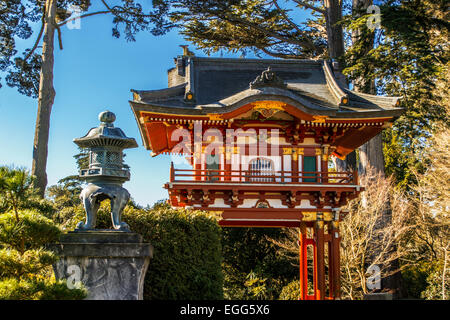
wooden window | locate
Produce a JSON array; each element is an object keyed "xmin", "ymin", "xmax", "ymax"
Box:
[
  {"xmin": 206, "ymin": 154, "xmax": 220, "ymax": 181},
  {"xmin": 303, "ymin": 156, "xmax": 317, "ymax": 182},
  {"xmin": 248, "ymin": 157, "xmax": 275, "ymax": 182}
]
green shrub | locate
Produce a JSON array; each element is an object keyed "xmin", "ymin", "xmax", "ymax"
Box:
[
  {"xmin": 0, "ymin": 278, "xmax": 38, "ymax": 300},
  {"xmin": 0, "ymin": 277, "xmax": 87, "ymax": 300},
  {"xmin": 401, "ymin": 261, "xmax": 433, "ymax": 299},
  {"xmin": 124, "ymin": 207, "xmax": 223, "ymax": 300},
  {"xmin": 222, "ymin": 227, "xmax": 298, "ymax": 300},
  {"xmin": 421, "ymin": 261, "xmax": 450, "ymax": 300},
  {"xmin": 37, "ymin": 279, "xmax": 88, "ymax": 300},
  {"xmin": 0, "ymin": 210, "xmax": 61, "ymax": 252},
  {"xmin": 60, "ymin": 202, "xmax": 224, "ymax": 299},
  {"xmin": 0, "ymin": 248, "xmax": 57, "ymax": 278},
  {"xmin": 279, "ymin": 280, "xmax": 300, "ymax": 300},
  {"xmin": 0, "ymin": 208, "xmax": 86, "ymax": 300}
]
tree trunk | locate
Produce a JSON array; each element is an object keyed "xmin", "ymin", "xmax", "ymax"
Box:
[
  {"xmin": 358, "ymin": 133, "xmax": 385, "ymax": 176},
  {"xmin": 324, "ymin": 0, "xmax": 357, "ymax": 172},
  {"xmin": 351, "ymin": 0, "xmax": 402, "ymax": 296},
  {"xmin": 324, "ymin": 0, "xmax": 345, "ymax": 60},
  {"xmin": 350, "ymin": 0, "xmax": 384, "ymax": 176},
  {"xmin": 32, "ymin": 0, "xmax": 56, "ymax": 197}
]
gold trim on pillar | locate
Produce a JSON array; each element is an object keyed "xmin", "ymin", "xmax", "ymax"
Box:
[{"xmin": 302, "ymin": 212, "xmax": 316, "ymax": 221}]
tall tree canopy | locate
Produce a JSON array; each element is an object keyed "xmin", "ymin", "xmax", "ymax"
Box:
[
  {"xmin": 343, "ymin": 0, "xmax": 449, "ymax": 189},
  {"xmin": 0, "ymin": 0, "xmax": 171, "ymax": 196},
  {"xmin": 1, "ymin": 0, "xmax": 448, "ymax": 195},
  {"xmin": 148, "ymin": 0, "xmax": 449, "ymax": 186},
  {"xmin": 150, "ymin": 0, "xmax": 338, "ymax": 59}
]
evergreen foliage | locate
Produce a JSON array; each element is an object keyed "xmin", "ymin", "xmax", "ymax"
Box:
[
  {"xmin": 0, "ymin": 210, "xmax": 60, "ymax": 253},
  {"xmin": 0, "ymin": 167, "xmax": 86, "ymax": 300},
  {"xmin": 0, "ymin": 209, "xmax": 87, "ymax": 299},
  {"xmin": 222, "ymin": 227, "xmax": 298, "ymax": 299},
  {"xmin": 150, "ymin": 0, "xmax": 327, "ymax": 59},
  {"xmin": 278, "ymin": 279, "xmax": 300, "ymax": 300},
  {"xmin": 343, "ymin": 0, "xmax": 449, "ymax": 189}
]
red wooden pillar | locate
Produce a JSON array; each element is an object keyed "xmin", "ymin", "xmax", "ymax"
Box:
[
  {"xmin": 170, "ymin": 161, "xmax": 175, "ymax": 182},
  {"xmin": 321, "ymin": 156, "xmax": 328, "ymax": 184},
  {"xmin": 314, "ymin": 219, "xmax": 326, "ymax": 300},
  {"xmin": 224, "ymin": 152, "xmax": 232, "ymax": 182},
  {"xmin": 299, "ymin": 224, "xmax": 308, "ymax": 300},
  {"xmin": 195, "ymin": 158, "xmax": 202, "ymax": 181},
  {"xmin": 326, "ymin": 222, "xmax": 334, "ymax": 299},
  {"xmin": 330, "ymin": 220, "xmax": 341, "ymax": 299}
]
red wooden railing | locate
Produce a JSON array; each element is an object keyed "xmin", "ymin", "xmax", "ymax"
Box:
[{"xmin": 169, "ymin": 162, "xmax": 358, "ymax": 185}]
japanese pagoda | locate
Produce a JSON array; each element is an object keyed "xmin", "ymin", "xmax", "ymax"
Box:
[{"xmin": 130, "ymin": 52, "xmax": 402, "ymax": 300}]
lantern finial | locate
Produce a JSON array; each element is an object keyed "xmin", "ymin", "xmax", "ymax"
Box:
[{"xmin": 99, "ymin": 110, "xmax": 116, "ymax": 125}]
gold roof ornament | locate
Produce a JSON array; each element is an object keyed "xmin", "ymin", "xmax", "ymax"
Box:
[{"xmin": 251, "ymin": 100, "xmax": 286, "ymax": 118}]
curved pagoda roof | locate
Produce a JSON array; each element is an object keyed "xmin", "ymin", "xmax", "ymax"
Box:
[
  {"xmin": 130, "ymin": 56, "xmax": 402, "ymax": 119},
  {"xmin": 129, "ymin": 55, "xmax": 403, "ymax": 158}
]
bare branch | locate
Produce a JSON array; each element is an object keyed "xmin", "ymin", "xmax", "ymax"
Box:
[
  {"xmin": 55, "ymin": 23, "xmax": 63, "ymax": 50},
  {"xmin": 24, "ymin": 16, "xmax": 45, "ymax": 62},
  {"xmin": 101, "ymin": 0, "xmax": 112, "ymax": 11}
]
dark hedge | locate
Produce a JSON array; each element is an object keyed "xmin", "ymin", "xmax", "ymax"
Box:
[{"xmin": 63, "ymin": 203, "xmax": 223, "ymax": 300}]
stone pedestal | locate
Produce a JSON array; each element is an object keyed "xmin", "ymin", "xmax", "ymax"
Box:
[
  {"xmin": 363, "ymin": 292, "xmax": 394, "ymax": 300},
  {"xmin": 51, "ymin": 231, "xmax": 153, "ymax": 300}
]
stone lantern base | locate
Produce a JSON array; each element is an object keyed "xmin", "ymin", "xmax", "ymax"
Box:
[{"xmin": 51, "ymin": 231, "xmax": 153, "ymax": 300}]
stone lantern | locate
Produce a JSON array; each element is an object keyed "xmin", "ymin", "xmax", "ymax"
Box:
[
  {"xmin": 73, "ymin": 110, "xmax": 138, "ymax": 231},
  {"xmin": 52, "ymin": 110, "xmax": 152, "ymax": 300}
]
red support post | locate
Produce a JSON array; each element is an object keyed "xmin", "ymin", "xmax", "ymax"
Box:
[
  {"xmin": 170, "ymin": 161, "xmax": 175, "ymax": 182},
  {"xmin": 299, "ymin": 224, "xmax": 308, "ymax": 300},
  {"xmin": 331, "ymin": 221, "xmax": 341, "ymax": 299},
  {"xmin": 315, "ymin": 220, "xmax": 325, "ymax": 300},
  {"xmin": 353, "ymin": 169, "xmax": 359, "ymax": 185}
]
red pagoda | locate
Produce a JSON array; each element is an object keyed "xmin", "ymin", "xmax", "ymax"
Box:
[{"xmin": 130, "ymin": 53, "xmax": 402, "ymax": 300}]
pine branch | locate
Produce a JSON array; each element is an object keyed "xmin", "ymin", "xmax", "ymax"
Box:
[
  {"xmin": 272, "ymin": 0, "xmax": 310, "ymax": 36},
  {"xmin": 258, "ymin": 46, "xmax": 304, "ymax": 59},
  {"xmin": 219, "ymin": 12, "xmax": 318, "ymax": 52},
  {"xmin": 292, "ymin": 0, "xmax": 325, "ymax": 14}
]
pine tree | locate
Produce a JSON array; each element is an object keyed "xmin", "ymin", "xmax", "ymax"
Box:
[{"xmin": 1, "ymin": 0, "xmax": 170, "ymax": 197}]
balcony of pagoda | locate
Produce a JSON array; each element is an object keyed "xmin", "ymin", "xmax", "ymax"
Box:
[{"xmin": 164, "ymin": 164, "xmax": 362, "ymax": 217}]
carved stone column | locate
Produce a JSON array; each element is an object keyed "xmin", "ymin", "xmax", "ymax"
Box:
[{"xmin": 51, "ymin": 231, "xmax": 153, "ymax": 300}]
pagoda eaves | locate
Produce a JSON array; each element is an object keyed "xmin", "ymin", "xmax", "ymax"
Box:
[
  {"xmin": 130, "ymin": 57, "xmax": 402, "ymax": 159},
  {"xmin": 128, "ymin": 55, "xmax": 403, "ymax": 300}
]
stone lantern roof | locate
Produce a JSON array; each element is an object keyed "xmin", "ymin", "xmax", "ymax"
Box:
[
  {"xmin": 73, "ymin": 111, "xmax": 137, "ymax": 183},
  {"xmin": 74, "ymin": 110, "xmax": 138, "ymax": 149}
]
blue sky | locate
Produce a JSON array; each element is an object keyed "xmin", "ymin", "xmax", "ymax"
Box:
[
  {"xmin": 0, "ymin": 3, "xmax": 315, "ymax": 207},
  {"xmin": 0, "ymin": 7, "xmax": 275, "ymax": 207}
]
